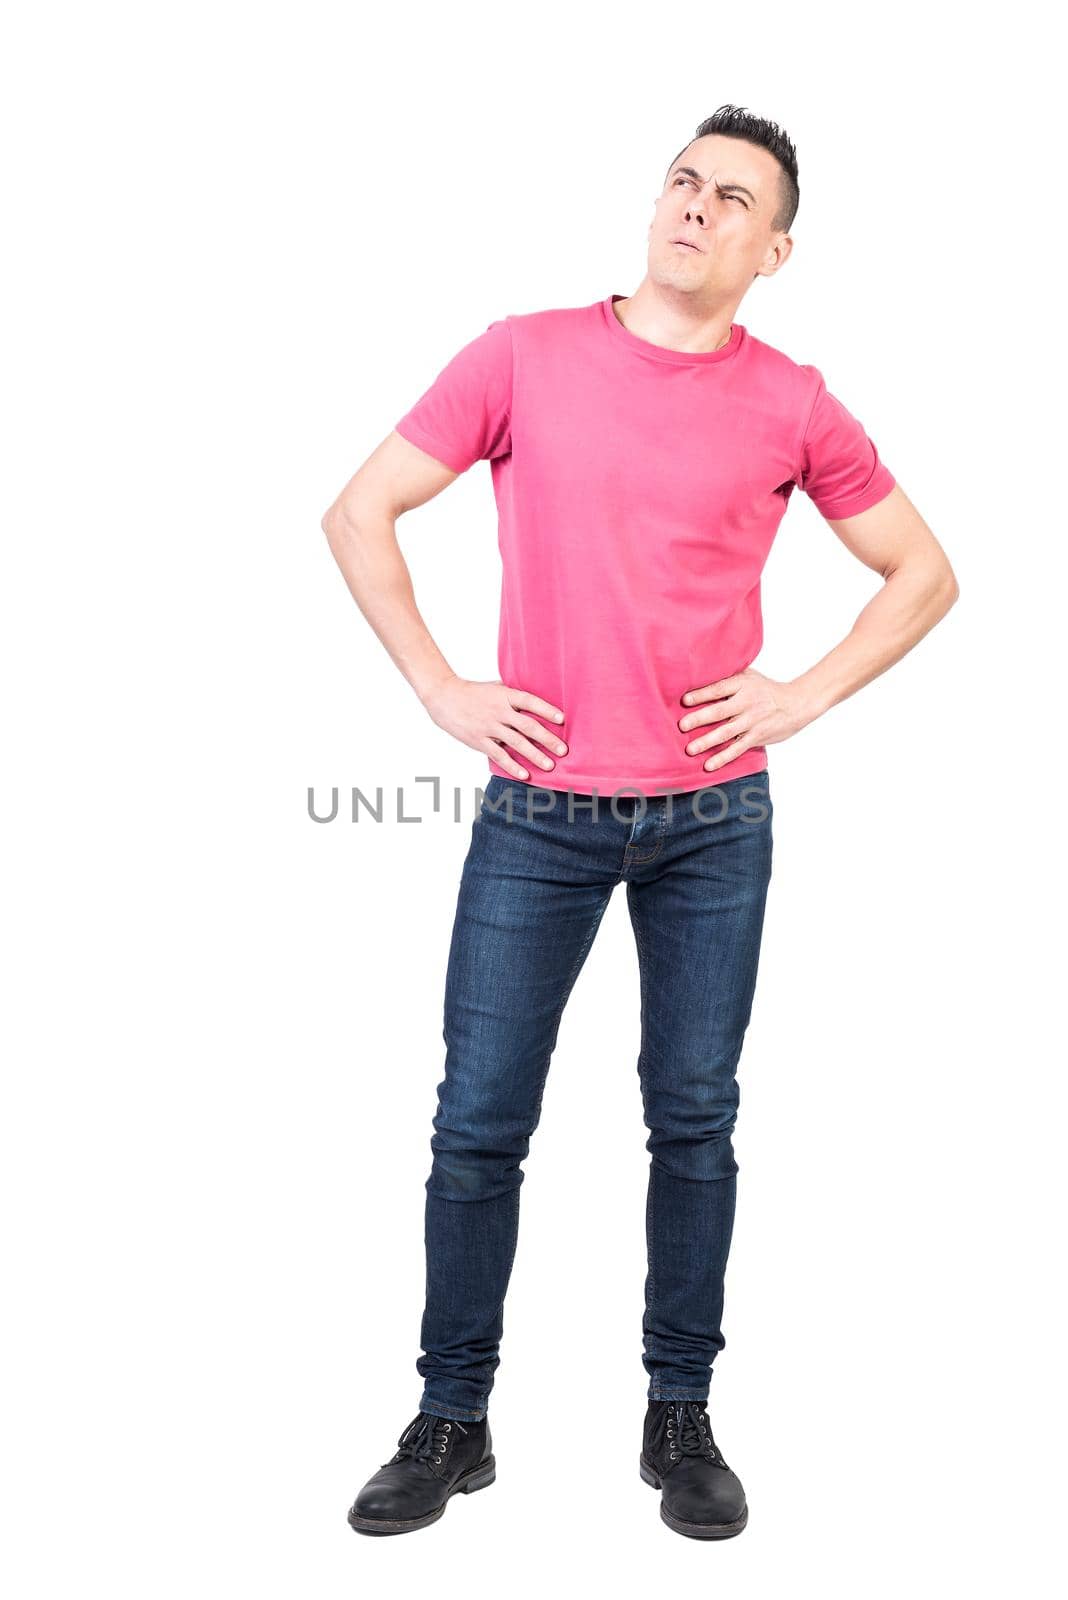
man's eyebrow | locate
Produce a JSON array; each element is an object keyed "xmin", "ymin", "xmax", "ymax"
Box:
[{"xmin": 669, "ymin": 164, "xmax": 757, "ymax": 205}]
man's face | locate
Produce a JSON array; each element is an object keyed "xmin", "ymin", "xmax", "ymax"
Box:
[{"xmin": 648, "ymin": 134, "xmax": 791, "ymax": 297}]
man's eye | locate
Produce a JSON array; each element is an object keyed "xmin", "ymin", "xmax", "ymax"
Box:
[{"xmin": 672, "ymin": 177, "xmax": 745, "ymax": 206}]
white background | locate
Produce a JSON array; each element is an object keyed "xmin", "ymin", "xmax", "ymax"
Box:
[{"xmin": 4, "ymin": 2, "xmax": 1065, "ymax": 1594}]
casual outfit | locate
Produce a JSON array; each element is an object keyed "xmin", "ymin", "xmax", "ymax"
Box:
[{"xmin": 376, "ymin": 295, "xmax": 894, "ymax": 1428}]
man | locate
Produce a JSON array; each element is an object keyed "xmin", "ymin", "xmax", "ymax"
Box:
[{"xmin": 323, "ymin": 104, "xmax": 959, "ymax": 1540}]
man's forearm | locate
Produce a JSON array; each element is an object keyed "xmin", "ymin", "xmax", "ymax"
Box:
[
  {"xmin": 792, "ymin": 562, "xmax": 959, "ymax": 724},
  {"xmin": 322, "ymin": 501, "xmax": 456, "ymax": 707}
]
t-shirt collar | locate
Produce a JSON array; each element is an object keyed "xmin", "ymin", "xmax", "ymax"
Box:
[{"xmin": 600, "ymin": 293, "xmax": 746, "ymax": 367}]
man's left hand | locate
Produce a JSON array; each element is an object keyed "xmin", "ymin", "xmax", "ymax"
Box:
[{"xmin": 679, "ymin": 669, "xmax": 816, "ymax": 772}]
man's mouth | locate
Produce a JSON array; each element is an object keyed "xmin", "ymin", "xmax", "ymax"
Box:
[{"xmin": 670, "ymin": 238, "xmax": 703, "ymax": 252}]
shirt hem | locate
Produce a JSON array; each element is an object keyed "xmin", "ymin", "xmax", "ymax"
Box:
[{"xmin": 487, "ymin": 749, "xmax": 769, "ymax": 796}]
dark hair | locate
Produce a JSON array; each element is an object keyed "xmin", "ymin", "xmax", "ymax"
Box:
[{"xmin": 666, "ymin": 105, "xmax": 799, "ymax": 234}]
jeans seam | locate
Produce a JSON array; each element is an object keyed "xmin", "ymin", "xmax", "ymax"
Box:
[
  {"xmin": 629, "ymin": 886, "xmax": 657, "ymax": 1361},
  {"xmin": 495, "ymin": 1184, "xmax": 522, "ymax": 1346},
  {"xmin": 624, "ymin": 841, "xmax": 663, "ymax": 865}
]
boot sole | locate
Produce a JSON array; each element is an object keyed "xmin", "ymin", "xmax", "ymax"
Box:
[
  {"xmin": 348, "ymin": 1456, "xmax": 497, "ymax": 1536},
  {"xmin": 639, "ymin": 1454, "xmax": 748, "ymax": 1540}
]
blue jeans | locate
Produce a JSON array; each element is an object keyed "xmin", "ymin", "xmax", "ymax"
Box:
[{"xmin": 416, "ymin": 770, "xmax": 774, "ymax": 1421}]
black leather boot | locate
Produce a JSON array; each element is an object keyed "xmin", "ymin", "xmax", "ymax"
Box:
[
  {"xmin": 640, "ymin": 1399, "xmax": 748, "ymax": 1539},
  {"xmin": 347, "ymin": 1408, "xmax": 496, "ymax": 1536}
]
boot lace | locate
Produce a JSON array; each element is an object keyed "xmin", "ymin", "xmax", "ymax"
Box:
[
  {"xmin": 392, "ymin": 1411, "xmax": 453, "ymax": 1468},
  {"xmin": 665, "ymin": 1401, "xmax": 724, "ymax": 1467}
]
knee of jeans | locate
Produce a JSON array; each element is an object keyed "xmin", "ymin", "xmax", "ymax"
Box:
[
  {"xmin": 427, "ymin": 1134, "xmax": 528, "ymax": 1201},
  {"xmin": 647, "ymin": 1125, "xmax": 738, "ymax": 1183}
]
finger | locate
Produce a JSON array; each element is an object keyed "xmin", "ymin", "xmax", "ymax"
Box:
[
  {"xmin": 678, "ymin": 701, "xmax": 740, "ymax": 734},
  {"xmin": 505, "ymin": 710, "xmax": 569, "ymax": 757},
  {"xmin": 508, "ymin": 688, "xmax": 565, "ymax": 724},
  {"xmin": 483, "ymin": 738, "xmax": 530, "ymax": 781},
  {"xmin": 493, "ymin": 723, "xmax": 558, "ymax": 772},
  {"xmin": 703, "ymin": 735, "xmax": 753, "ymax": 772},
  {"xmin": 684, "ymin": 718, "xmax": 747, "ymax": 756},
  {"xmin": 682, "ymin": 676, "xmax": 742, "ymax": 706}
]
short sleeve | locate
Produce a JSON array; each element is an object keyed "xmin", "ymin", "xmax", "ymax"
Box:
[
  {"xmin": 393, "ymin": 318, "xmax": 513, "ymax": 474},
  {"xmin": 793, "ymin": 366, "xmax": 896, "ymax": 519}
]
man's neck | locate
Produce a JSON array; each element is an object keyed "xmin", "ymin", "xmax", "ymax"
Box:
[{"xmin": 612, "ymin": 283, "xmax": 736, "ymax": 355}]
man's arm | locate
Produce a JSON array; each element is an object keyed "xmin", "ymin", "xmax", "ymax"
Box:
[
  {"xmin": 321, "ymin": 431, "xmax": 568, "ymax": 780},
  {"xmin": 679, "ymin": 483, "xmax": 960, "ymax": 772},
  {"xmin": 789, "ymin": 482, "xmax": 959, "ymax": 719}
]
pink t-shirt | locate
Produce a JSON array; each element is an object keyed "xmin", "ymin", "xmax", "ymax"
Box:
[{"xmin": 394, "ymin": 293, "xmax": 895, "ymax": 796}]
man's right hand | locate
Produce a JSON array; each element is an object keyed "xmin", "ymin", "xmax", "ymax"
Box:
[{"xmin": 422, "ymin": 676, "xmax": 567, "ymax": 781}]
